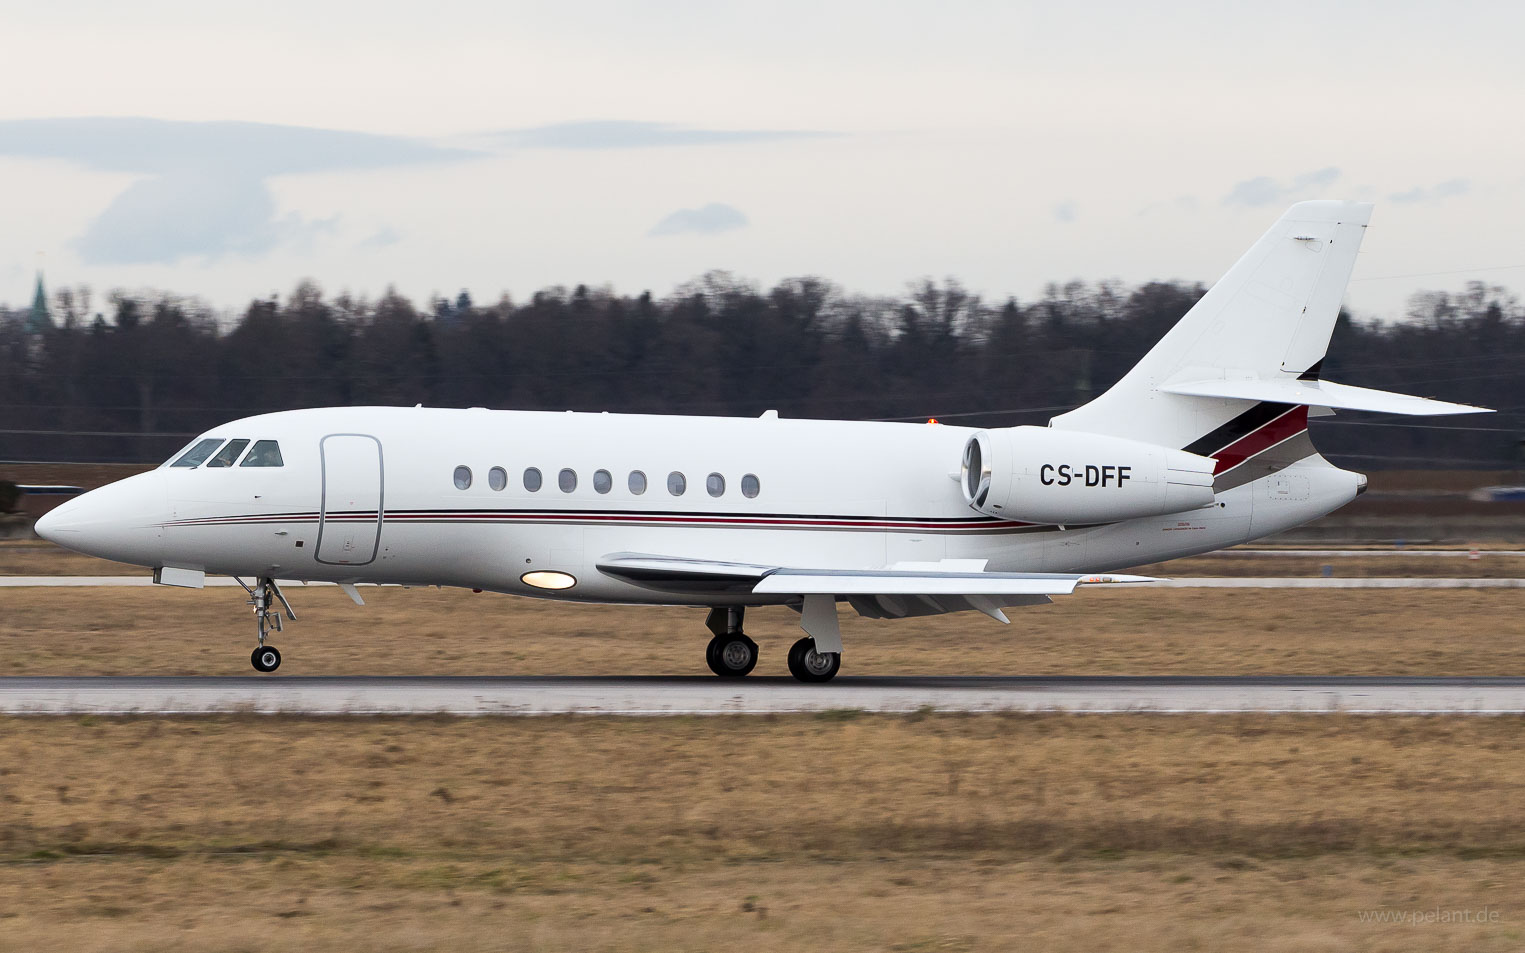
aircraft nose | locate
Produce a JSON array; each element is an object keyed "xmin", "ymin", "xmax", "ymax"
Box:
[
  {"xmin": 32, "ymin": 500, "xmax": 69, "ymax": 543},
  {"xmin": 34, "ymin": 471, "xmax": 168, "ymax": 567}
]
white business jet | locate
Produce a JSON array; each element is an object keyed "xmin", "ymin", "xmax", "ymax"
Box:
[{"xmin": 36, "ymin": 201, "xmax": 1487, "ymax": 681}]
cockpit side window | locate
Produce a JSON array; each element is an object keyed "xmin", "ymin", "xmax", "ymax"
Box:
[
  {"xmin": 206, "ymin": 438, "xmax": 250, "ymax": 468},
  {"xmin": 171, "ymin": 438, "xmax": 225, "ymax": 468},
  {"xmin": 239, "ymin": 439, "xmax": 285, "ymax": 468}
]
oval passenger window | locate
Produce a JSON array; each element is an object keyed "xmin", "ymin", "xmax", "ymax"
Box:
[
  {"xmin": 593, "ymin": 469, "xmax": 612, "ymax": 494},
  {"xmin": 559, "ymin": 468, "xmax": 578, "ymax": 493},
  {"xmin": 488, "ymin": 467, "xmax": 507, "ymax": 491},
  {"xmin": 741, "ymin": 473, "xmax": 761, "ymax": 498},
  {"xmin": 667, "ymin": 471, "xmax": 686, "ymax": 496},
  {"xmin": 629, "ymin": 470, "xmax": 647, "ymax": 495},
  {"xmin": 706, "ymin": 472, "xmax": 725, "ymax": 497},
  {"xmin": 453, "ymin": 466, "xmax": 472, "ymax": 490},
  {"xmin": 523, "ymin": 467, "xmax": 543, "ymax": 492}
]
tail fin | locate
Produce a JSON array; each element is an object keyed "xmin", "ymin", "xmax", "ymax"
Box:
[{"xmin": 1052, "ymin": 200, "xmax": 1374, "ymax": 448}]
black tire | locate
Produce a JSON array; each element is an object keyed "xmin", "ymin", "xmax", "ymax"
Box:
[
  {"xmin": 251, "ymin": 645, "xmax": 282, "ymax": 673},
  {"xmin": 787, "ymin": 637, "xmax": 840, "ymax": 683},
  {"xmin": 706, "ymin": 633, "xmax": 758, "ymax": 677}
]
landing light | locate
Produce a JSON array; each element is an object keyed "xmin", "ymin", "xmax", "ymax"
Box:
[{"xmin": 521, "ymin": 570, "xmax": 577, "ymax": 590}]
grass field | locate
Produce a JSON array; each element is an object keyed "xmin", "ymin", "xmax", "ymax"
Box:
[
  {"xmin": 5, "ymin": 538, "xmax": 1525, "ymax": 677},
  {"xmin": 10, "ymin": 538, "xmax": 1525, "ymax": 578},
  {"xmin": 1, "ymin": 714, "xmax": 1522, "ymax": 952},
  {"xmin": 4, "ymin": 583, "xmax": 1525, "ymax": 678},
  {"xmin": 5, "ymin": 518, "xmax": 1525, "ymax": 951}
]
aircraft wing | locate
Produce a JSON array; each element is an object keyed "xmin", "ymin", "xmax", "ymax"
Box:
[
  {"xmin": 597, "ymin": 553, "xmax": 1153, "ymax": 630},
  {"xmin": 596, "ymin": 553, "xmax": 1152, "ymax": 597}
]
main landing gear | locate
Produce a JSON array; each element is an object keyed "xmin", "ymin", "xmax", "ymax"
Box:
[
  {"xmin": 236, "ymin": 576, "xmax": 296, "ymax": 673},
  {"xmin": 703, "ymin": 606, "xmax": 843, "ymax": 682},
  {"xmin": 705, "ymin": 607, "xmax": 758, "ymax": 677},
  {"xmin": 787, "ymin": 637, "xmax": 841, "ymax": 682}
]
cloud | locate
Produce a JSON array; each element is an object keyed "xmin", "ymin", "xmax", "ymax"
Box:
[
  {"xmin": 72, "ymin": 172, "xmax": 338, "ymax": 265},
  {"xmin": 357, "ymin": 226, "xmax": 403, "ymax": 251},
  {"xmin": 0, "ymin": 117, "xmax": 474, "ymax": 175},
  {"xmin": 494, "ymin": 120, "xmax": 831, "ymax": 150},
  {"xmin": 0, "ymin": 117, "xmax": 476, "ymax": 265},
  {"xmin": 1389, "ymin": 178, "xmax": 1470, "ymax": 204},
  {"xmin": 648, "ymin": 203, "xmax": 749, "ymax": 237},
  {"xmin": 1223, "ymin": 167, "xmax": 1341, "ymax": 207},
  {"xmin": 1052, "ymin": 200, "xmax": 1078, "ymax": 224}
]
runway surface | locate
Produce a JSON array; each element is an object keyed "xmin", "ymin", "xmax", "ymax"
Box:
[{"xmin": 5, "ymin": 675, "xmax": 1525, "ymax": 715}]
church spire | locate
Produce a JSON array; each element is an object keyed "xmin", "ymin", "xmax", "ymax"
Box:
[{"xmin": 26, "ymin": 270, "xmax": 52, "ymax": 334}]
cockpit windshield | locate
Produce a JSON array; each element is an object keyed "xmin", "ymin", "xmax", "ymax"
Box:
[
  {"xmin": 206, "ymin": 439, "xmax": 251, "ymax": 468},
  {"xmin": 167, "ymin": 437, "xmax": 284, "ymax": 468},
  {"xmin": 170, "ymin": 438, "xmax": 225, "ymax": 468},
  {"xmin": 240, "ymin": 440, "xmax": 284, "ymax": 467}
]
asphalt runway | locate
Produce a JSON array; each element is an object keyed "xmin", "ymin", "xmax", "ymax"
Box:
[{"xmin": 4, "ymin": 675, "xmax": 1525, "ymax": 715}]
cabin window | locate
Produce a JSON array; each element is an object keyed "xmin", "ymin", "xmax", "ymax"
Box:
[
  {"xmin": 559, "ymin": 468, "xmax": 577, "ymax": 493},
  {"xmin": 523, "ymin": 467, "xmax": 543, "ymax": 491},
  {"xmin": 741, "ymin": 473, "xmax": 761, "ymax": 498},
  {"xmin": 706, "ymin": 472, "xmax": 725, "ymax": 497},
  {"xmin": 593, "ymin": 469, "xmax": 612, "ymax": 494},
  {"xmin": 206, "ymin": 438, "xmax": 250, "ymax": 468},
  {"xmin": 240, "ymin": 440, "xmax": 284, "ymax": 468},
  {"xmin": 628, "ymin": 470, "xmax": 647, "ymax": 495},
  {"xmin": 171, "ymin": 438, "xmax": 224, "ymax": 468},
  {"xmin": 454, "ymin": 466, "xmax": 472, "ymax": 490},
  {"xmin": 667, "ymin": 471, "xmax": 686, "ymax": 496},
  {"xmin": 488, "ymin": 467, "xmax": 508, "ymax": 491}
]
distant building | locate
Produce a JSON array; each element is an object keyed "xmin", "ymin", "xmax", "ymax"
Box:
[{"xmin": 25, "ymin": 271, "xmax": 52, "ymax": 335}]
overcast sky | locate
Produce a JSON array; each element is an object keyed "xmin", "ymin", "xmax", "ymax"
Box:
[{"xmin": 2, "ymin": 1, "xmax": 1522, "ymax": 319}]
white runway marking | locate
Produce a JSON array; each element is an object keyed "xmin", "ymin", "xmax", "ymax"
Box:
[
  {"xmin": 1137, "ymin": 577, "xmax": 1525, "ymax": 588},
  {"xmin": 3, "ymin": 676, "xmax": 1525, "ymax": 715},
  {"xmin": 1226, "ymin": 549, "xmax": 1525, "ymax": 557},
  {"xmin": 4, "ymin": 576, "xmax": 1525, "ymax": 589}
]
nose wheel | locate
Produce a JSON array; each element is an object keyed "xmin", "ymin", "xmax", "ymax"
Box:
[
  {"xmin": 251, "ymin": 645, "xmax": 282, "ymax": 673},
  {"xmin": 236, "ymin": 576, "xmax": 297, "ymax": 674}
]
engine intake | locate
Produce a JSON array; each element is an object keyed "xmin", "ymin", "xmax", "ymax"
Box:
[{"xmin": 960, "ymin": 426, "xmax": 1216, "ymax": 524}]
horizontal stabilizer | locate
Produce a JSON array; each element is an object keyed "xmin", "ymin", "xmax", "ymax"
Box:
[{"xmin": 1159, "ymin": 378, "xmax": 1491, "ymax": 416}]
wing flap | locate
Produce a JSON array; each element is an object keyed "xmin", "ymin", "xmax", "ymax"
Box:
[{"xmin": 752, "ymin": 568, "xmax": 1153, "ymax": 595}]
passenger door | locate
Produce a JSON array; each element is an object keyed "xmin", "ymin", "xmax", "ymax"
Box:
[{"xmin": 317, "ymin": 434, "xmax": 383, "ymax": 566}]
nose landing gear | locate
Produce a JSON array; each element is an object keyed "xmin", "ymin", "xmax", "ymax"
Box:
[
  {"xmin": 236, "ymin": 576, "xmax": 296, "ymax": 673},
  {"xmin": 251, "ymin": 645, "xmax": 282, "ymax": 673}
]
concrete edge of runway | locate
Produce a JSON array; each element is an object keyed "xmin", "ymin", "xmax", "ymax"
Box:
[
  {"xmin": 6, "ymin": 676, "xmax": 1525, "ymax": 716},
  {"xmin": 6, "ymin": 576, "xmax": 1525, "ymax": 589}
]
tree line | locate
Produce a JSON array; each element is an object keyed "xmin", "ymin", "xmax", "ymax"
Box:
[{"xmin": 0, "ymin": 274, "xmax": 1519, "ymax": 469}]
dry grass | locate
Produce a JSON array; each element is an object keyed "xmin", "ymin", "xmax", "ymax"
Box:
[
  {"xmin": 10, "ymin": 537, "xmax": 1525, "ymax": 578},
  {"xmin": 0, "ymin": 542, "xmax": 138, "ymax": 576},
  {"xmin": 2, "ymin": 583, "xmax": 1525, "ymax": 677},
  {"xmin": 0, "ymin": 715, "xmax": 1522, "ymax": 951},
  {"xmin": 1133, "ymin": 551, "xmax": 1525, "ymax": 578}
]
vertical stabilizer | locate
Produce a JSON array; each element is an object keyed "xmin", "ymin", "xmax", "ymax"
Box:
[{"xmin": 1052, "ymin": 201, "xmax": 1372, "ymax": 448}]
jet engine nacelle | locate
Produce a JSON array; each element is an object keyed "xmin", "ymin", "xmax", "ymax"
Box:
[{"xmin": 960, "ymin": 426, "xmax": 1216, "ymax": 524}]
